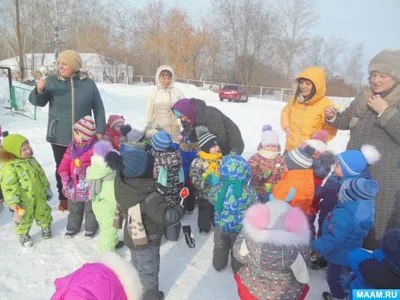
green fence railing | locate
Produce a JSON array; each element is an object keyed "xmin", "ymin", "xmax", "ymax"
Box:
[{"xmin": 10, "ymin": 85, "xmax": 37, "ymax": 120}]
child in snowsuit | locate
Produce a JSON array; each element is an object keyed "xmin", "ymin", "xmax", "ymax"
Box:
[
  {"xmin": 0, "ymin": 132, "xmax": 53, "ymax": 247},
  {"xmin": 151, "ymin": 130, "xmax": 185, "ymax": 241},
  {"xmin": 344, "ymin": 228, "xmax": 400, "ymax": 298},
  {"xmin": 106, "ymin": 146, "xmax": 185, "ymax": 300},
  {"xmin": 190, "ymin": 127, "xmax": 223, "ymax": 234},
  {"xmin": 233, "ymin": 189, "xmax": 311, "ymax": 300},
  {"xmin": 105, "ymin": 114, "xmax": 125, "ymax": 151},
  {"xmin": 271, "ymin": 145, "xmax": 316, "ymax": 214},
  {"xmin": 312, "ymin": 177, "xmax": 378, "ymax": 300},
  {"xmin": 208, "ymin": 154, "xmax": 258, "ymax": 273},
  {"xmin": 58, "ymin": 116, "xmax": 99, "ymax": 239},
  {"xmin": 86, "ymin": 140, "xmax": 120, "ymax": 253},
  {"xmin": 310, "ymin": 145, "xmax": 380, "ymax": 269},
  {"xmin": 301, "ymin": 129, "xmax": 335, "ymax": 241},
  {"xmin": 174, "ymin": 132, "xmax": 198, "ymax": 214},
  {"xmin": 51, "ymin": 251, "xmax": 143, "ymax": 300},
  {"xmin": 248, "ymin": 125, "xmax": 285, "ymax": 202}
]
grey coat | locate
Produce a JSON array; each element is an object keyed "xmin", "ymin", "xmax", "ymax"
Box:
[
  {"xmin": 233, "ymin": 228, "xmax": 310, "ymax": 300},
  {"xmin": 29, "ymin": 73, "xmax": 106, "ymax": 146},
  {"xmin": 329, "ymin": 85, "xmax": 400, "ymax": 249}
]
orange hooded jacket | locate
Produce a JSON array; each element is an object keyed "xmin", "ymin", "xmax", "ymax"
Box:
[
  {"xmin": 271, "ymin": 169, "xmax": 315, "ymax": 215},
  {"xmin": 281, "ymin": 67, "xmax": 337, "ymax": 151}
]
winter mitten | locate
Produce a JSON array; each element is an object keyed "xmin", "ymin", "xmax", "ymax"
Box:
[
  {"xmin": 182, "ymin": 225, "xmax": 195, "ymax": 249},
  {"xmin": 264, "ymin": 182, "xmax": 272, "ymax": 192},
  {"xmin": 207, "ymin": 173, "xmax": 220, "ymax": 185},
  {"xmin": 263, "ymin": 170, "xmax": 272, "ymax": 179},
  {"xmin": 46, "ymin": 188, "xmax": 54, "ymax": 201}
]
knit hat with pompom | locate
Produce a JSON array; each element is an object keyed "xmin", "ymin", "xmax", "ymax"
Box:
[{"xmin": 261, "ymin": 125, "xmax": 279, "ymax": 147}]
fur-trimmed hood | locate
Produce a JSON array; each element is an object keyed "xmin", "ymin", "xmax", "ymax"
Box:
[
  {"xmin": 91, "ymin": 252, "xmax": 143, "ymax": 300},
  {"xmin": 51, "ymin": 251, "xmax": 142, "ymax": 300},
  {"xmin": 0, "ymin": 148, "xmax": 16, "ymax": 163},
  {"xmin": 243, "ymin": 201, "xmax": 310, "ymax": 248}
]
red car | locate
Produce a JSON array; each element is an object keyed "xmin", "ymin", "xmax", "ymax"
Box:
[{"xmin": 219, "ymin": 85, "xmax": 248, "ymax": 102}]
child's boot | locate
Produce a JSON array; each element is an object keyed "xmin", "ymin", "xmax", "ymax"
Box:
[
  {"xmin": 310, "ymin": 255, "xmax": 328, "ymax": 270},
  {"xmin": 158, "ymin": 291, "xmax": 165, "ymax": 300},
  {"xmin": 84, "ymin": 230, "xmax": 97, "ymax": 239},
  {"xmin": 19, "ymin": 233, "xmax": 33, "ymax": 247},
  {"xmin": 42, "ymin": 226, "xmax": 52, "ymax": 239},
  {"xmin": 322, "ymin": 291, "xmax": 346, "ymax": 300},
  {"xmin": 65, "ymin": 230, "xmax": 79, "ymax": 239}
]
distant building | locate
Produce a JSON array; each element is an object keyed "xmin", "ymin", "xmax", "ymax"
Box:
[{"xmin": 0, "ymin": 53, "xmax": 133, "ymax": 84}]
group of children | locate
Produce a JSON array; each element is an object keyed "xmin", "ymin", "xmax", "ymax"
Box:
[{"xmin": 1, "ymin": 116, "xmax": 399, "ymax": 300}]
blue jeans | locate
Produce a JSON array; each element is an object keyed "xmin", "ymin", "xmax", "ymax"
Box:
[
  {"xmin": 327, "ymin": 263, "xmax": 350, "ymax": 299},
  {"xmin": 131, "ymin": 245, "xmax": 161, "ymax": 300}
]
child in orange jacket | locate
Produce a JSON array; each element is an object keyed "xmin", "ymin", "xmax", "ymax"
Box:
[{"xmin": 271, "ymin": 145, "xmax": 316, "ymax": 214}]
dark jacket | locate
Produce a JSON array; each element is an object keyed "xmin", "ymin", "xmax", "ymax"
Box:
[
  {"xmin": 29, "ymin": 73, "xmax": 106, "ymax": 146},
  {"xmin": 153, "ymin": 149, "xmax": 184, "ymax": 207},
  {"xmin": 114, "ymin": 172, "xmax": 184, "ymax": 250},
  {"xmin": 345, "ymin": 249, "xmax": 400, "ymax": 295},
  {"xmin": 173, "ymin": 98, "xmax": 244, "ymax": 155}
]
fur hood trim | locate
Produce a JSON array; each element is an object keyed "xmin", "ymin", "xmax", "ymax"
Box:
[
  {"xmin": 243, "ymin": 218, "xmax": 310, "ymax": 247},
  {"xmin": 243, "ymin": 202, "xmax": 310, "ymax": 247},
  {"xmin": 0, "ymin": 148, "xmax": 16, "ymax": 163},
  {"xmin": 91, "ymin": 252, "xmax": 143, "ymax": 300}
]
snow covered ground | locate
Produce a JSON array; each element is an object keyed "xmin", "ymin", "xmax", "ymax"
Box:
[{"xmin": 0, "ymin": 80, "xmax": 351, "ymax": 300}]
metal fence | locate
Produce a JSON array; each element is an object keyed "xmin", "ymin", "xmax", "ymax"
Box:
[{"xmin": 129, "ymin": 75, "xmax": 295, "ymax": 103}]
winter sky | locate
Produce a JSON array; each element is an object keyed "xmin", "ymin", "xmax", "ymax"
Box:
[{"xmin": 134, "ymin": 0, "xmax": 400, "ymax": 70}]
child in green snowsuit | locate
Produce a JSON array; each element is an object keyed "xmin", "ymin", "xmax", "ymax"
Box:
[
  {"xmin": 0, "ymin": 132, "xmax": 53, "ymax": 247},
  {"xmin": 86, "ymin": 140, "xmax": 119, "ymax": 253}
]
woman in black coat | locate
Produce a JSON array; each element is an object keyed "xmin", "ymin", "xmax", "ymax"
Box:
[{"xmin": 171, "ymin": 98, "xmax": 244, "ymax": 155}]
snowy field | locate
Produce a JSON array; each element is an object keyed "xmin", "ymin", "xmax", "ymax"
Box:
[{"xmin": 0, "ymin": 79, "xmax": 351, "ymax": 300}]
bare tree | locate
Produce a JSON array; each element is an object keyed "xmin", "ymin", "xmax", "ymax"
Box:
[
  {"xmin": 276, "ymin": 0, "xmax": 319, "ymax": 86},
  {"xmin": 343, "ymin": 42, "xmax": 365, "ymax": 91},
  {"xmin": 0, "ymin": 0, "xmax": 19, "ymax": 59},
  {"xmin": 15, "ymin": 0, "xmax": 24, "ymax": 80},
  {"xmin": 211, "ymin": 0, "xmax": 277, "ymax": 86},
  {"xmin": 297, "ymin": 36, "xmax": 325, "ymax": 70},
  {"xmin": 323, "ymin": 37, "xmax": 347, "ymax": 80}
]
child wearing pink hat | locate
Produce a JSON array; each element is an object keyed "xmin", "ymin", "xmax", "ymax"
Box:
[{"xmin": 105, "ymin": 115, "xmax": 125, "ymax": 151}]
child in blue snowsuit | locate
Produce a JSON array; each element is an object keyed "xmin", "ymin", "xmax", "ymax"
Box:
[
  {"xmin": 312, "ymin": 177, "xmax": 378, "ymax": 300},
  {"xmin": 343, "ymin": 228, "xmax": 400, "ymax": 299},
  {"xmin": 310, "ymin": 145, "xmax": 380, "ymax": 269},
  {"xmin": 208, "ymin": 154, "xmax": 258, "ymax": 273}
]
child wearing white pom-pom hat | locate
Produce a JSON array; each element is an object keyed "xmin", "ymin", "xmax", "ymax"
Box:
[{"xmin": 248, "ymin": 125, "xmax": 286, "ymax": 203}]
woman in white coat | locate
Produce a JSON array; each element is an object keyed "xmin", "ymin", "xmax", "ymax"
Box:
[{"xmin": 145, "ymin": 65, "xmax": 184, "ymax": 138}]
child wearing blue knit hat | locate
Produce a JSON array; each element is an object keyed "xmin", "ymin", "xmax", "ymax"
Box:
[
  {"xmin": 313, "ymin": 177, "xmax": 378, "ymax": 300},
  {"xmin": 151, "ymin": 131, "xmax": 185, "ymax": 241},
  {"xmin": 310, "ymin": 144, "xmax": 381, "ymax": 270}
]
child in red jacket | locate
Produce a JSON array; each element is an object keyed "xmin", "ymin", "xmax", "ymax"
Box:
[
  {"xmin": 58, "ymin": 116, "xmax": 98, "ymax": 239},
  {"xmin": 105, "ymin": 115, "xmax": 125, "ymax": 151}
]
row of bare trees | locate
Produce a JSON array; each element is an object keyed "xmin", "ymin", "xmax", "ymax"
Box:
[{"xmin": 0, "ymin": 0, "xmax": 366, "ymax": 95}]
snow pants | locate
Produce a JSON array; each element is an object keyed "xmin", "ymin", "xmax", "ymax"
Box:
[
  {"xmin": 213, "ymin": 227, "xmax": 242, "ymax": 273},
  {"xmin": 130, "ymin": 245, "xmax": 161, "ymax": 300},
  {"xmin": 67, "ymin": 200, "xmax": 98, "ymax": 233},
  {"xmin": 92, "ymin": 198, "xmax": 119, "ymax": 253},
  {"xmin": 197, "ymin": 197, "xmax": 214, "ymax": 231},
  {"xmin": 15, "ymin": 195, "xmax": 53, "ymax": 235}
]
